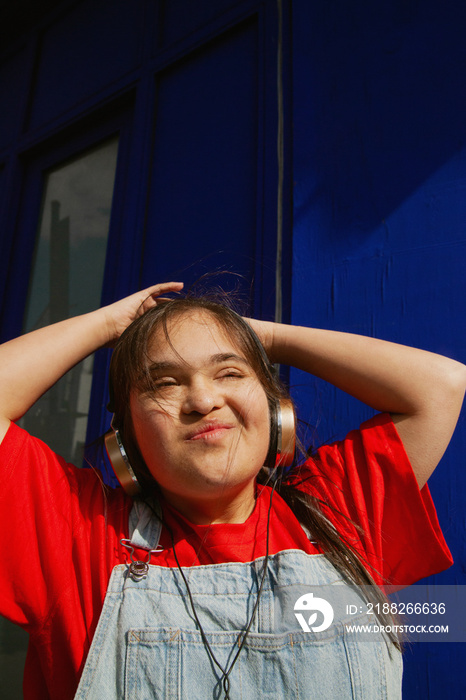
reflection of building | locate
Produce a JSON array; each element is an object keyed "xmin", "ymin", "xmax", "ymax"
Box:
[
  {"xmin": 1, "ymin": 0, "xmax": 286, "ymax": 461},
  {"xmin": 1, "ymin": 1, "xmax": 465, "ymax": 698},
  {"xmin": 20, "ymin": 142, "xmax": 118, "ymax": 464}
]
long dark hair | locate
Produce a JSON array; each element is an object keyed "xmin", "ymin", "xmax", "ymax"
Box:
[{"xmin": 109, "ymin": 294, "xmax": 401, "ymax": 649}]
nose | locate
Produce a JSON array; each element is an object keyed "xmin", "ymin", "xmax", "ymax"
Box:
[{"xmin": 181, "ymin": 376, "xmax": 224, "ymax": 415}]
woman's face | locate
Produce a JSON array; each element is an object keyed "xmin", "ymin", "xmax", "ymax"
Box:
[{"xmin": 129, "ymin": 310, "xmax": 270, "ymax": 522}]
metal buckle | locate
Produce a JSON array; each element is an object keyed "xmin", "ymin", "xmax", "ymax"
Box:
[{"xmin": 120, "ymin": 539, "xmax": 163, "ymax": 581}]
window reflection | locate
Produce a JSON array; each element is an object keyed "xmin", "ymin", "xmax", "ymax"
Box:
[{"xmin": 21, "ymin": 137, "xmax": 119, "ymax": 464}]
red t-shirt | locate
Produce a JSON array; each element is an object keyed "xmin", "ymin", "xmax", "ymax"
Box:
[{"xmin": 0, "ymin": 414, "xmax": 452, "ymax": 700}]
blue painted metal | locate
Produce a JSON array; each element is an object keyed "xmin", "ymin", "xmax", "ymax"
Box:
[
  {"xmin": 291, "ymin": 1, "xmax": 466, "ymax": 697},
  {"xmin": 1, "ymin": 0, "xmax": 464, "ymax": 696},
  {"xmin": 27, "ymin": 0, "xmax": 144, "ymax": 130},
  {"xmin": 141, "ymin": 19, "xmax": 263, "ymax": 302}
]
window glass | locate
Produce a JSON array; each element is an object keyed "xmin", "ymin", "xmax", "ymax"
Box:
[{"xmin": 20, "ymin": 137, "xmax": 119, "ymax": 464}]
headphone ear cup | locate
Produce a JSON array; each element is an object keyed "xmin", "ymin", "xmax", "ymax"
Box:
[
  {"xmin": 277, "ymin": 399, "xmax": 296, "ymax": 467},
  {"xmin": 104, "ymin": 424, "xmax": 141, "ymax": 497},
  {"xmin": 264, "ymin": 400, "xmax": 278, "ymax": 468},
  {"xmin": 264, "ymin": 398, "xmax": 296, "ymax": 469}
]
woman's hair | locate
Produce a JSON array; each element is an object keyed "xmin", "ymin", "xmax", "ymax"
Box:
[
  {"xmin": 108, "ymin": 294, "xmax": 400, "ymax": 649},
  {"xmin": 108, "ymin": 295, "xmax": 288, "ymax": 489}
]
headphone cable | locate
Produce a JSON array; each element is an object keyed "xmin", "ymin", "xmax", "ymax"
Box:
[{"xmin": 154, "ymin": 480, "xmax": 277, "ymax": 699}]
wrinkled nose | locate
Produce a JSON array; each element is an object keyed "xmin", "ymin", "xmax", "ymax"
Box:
[{"xmin": 181, "ymin": 378, "xmax": 223, "ymax": 415}]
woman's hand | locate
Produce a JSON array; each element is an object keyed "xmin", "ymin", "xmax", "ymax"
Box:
[
  {"xmin": 101, "ymin": 282, "xmax": 184, "ymax": 344},
  {"xmin": 0, "ymin": 282, "xmax": 183, "ymax": 441}
]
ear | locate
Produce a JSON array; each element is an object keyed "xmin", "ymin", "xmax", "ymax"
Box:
[
  {"xmin": 104, "ymin": 421, "xmax": 142, "ymax": 497},
  {"xmin": 264, "ymin": 398, "xmax": 296, "ymax": 468}
]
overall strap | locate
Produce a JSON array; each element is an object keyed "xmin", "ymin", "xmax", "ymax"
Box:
[{"xmin": 128, "ymin": 499, "xmax": 163, "ymax": 550}]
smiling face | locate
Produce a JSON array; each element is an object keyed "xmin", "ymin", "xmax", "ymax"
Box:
[{"xmin": 128, "ymin": 310, "xmax": 270, "ymax": 522}]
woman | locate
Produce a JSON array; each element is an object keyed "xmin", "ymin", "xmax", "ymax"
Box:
[{"xmin": 0, "ymin": 281, "xmax": 464, "ymax": 699}]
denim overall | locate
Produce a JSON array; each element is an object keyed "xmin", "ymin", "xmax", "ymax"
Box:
[{"xmin": 74, "ymin": 500, "xmax": 402, "ymax": 699}]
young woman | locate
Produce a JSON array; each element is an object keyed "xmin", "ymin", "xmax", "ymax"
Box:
[{"xmin": 0, "ymin": 281, "xmax": 464, "ymax": 699}]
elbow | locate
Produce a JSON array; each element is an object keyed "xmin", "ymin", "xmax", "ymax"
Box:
[
  {"xmin": 410, "ymin": 357, "xmax": 466, "ymax": 420},
  {"xmin": 445, "ymin": 359, "xmax": 466, "ymax": 399},
  {"xmin": 432, "ymin": 358, "xmax": 466, "ymax": 419}
]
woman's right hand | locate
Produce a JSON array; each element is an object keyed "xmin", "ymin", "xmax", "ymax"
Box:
[
  {"xmin": 101, "ymin": 282, "xmax": 184, "ymax": 344},
  {"xmin": 0, "ymin": 282, "xmax": 183, "ymax": 440}
]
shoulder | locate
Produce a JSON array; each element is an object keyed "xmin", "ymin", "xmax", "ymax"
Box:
[
  {"xmin": 288, "ymin": 413, "xmax": 410, "ymax": 489},
  {"xmin": 0, "ymin": 420, "xmax": 130, "ymax": 514},
  {"xmin": 284, "ymin": 413, "xmax": 453, "ymax": 585}
]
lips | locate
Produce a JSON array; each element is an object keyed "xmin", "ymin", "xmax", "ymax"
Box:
[{"xmin": 185, "ymin": 422, "xmax": 234, "ymax": 441}]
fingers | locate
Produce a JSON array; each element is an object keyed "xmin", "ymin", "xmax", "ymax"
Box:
[
  {"xmin": 144, "ymin": 282, "xmax": 184, "ymax": 299},
  {"xmin": 137, "ymin": 282, "xmax": 184, "ymax": 314}
]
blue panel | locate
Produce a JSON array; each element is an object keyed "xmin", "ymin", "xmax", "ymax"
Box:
[
  {"xmin": 291, "ymin": 1, "xmax": 466, "ymax": 697},
  {"xmin": 28, "ymin": 0, "xmax": 144, "ymax": 128},
  {"xmin": 292, "ymin": 0, "xmax": 466, "ymax": 242},
  {"xmin": 160, "ymin": 0, "xmax": 242, "ymax": 47},
  {"xmin": 141, "ymin": 19, "xmax": 269, "ymax": 312},
  {"xmin": 0, "ymin": 49, "xmax": 27, "ymax": 149}
]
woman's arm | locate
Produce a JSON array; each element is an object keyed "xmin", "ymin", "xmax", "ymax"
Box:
[
  {"xmin": 0, "ymin": 282, "xmax": 183, "ymax": 443},
  {"xmin": 250, "ymin": 320, "xmax": 466, "ymax": 488}
]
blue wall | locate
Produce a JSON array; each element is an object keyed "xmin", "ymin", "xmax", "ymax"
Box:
[
  {"xmin": 1, "ymin": 0, "xmax": 465, "ymax": 696},
  {"xmin": 291, "ymin": 1, "xmax": 466, "ymax": 696}
]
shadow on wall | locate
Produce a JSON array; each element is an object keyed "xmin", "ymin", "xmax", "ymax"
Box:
[
  {"xmin": 293, "ymin": 0, "xmax": 466, "ymax": 251},
  {"xmin": 291, "ymin": 4, "xmax": 466, "ymax": 700}
]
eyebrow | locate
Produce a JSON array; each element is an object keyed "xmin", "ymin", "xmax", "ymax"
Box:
[{"xmin": 148, "ymin": 353, "xmax": 249, "ymax": 373}]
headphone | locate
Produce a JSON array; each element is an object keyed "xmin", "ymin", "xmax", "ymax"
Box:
[
  {"xmin": 104, "ymin": 311, "xmax": 296, "ymax": 496},
  {"xmin": 105, "ymin": 419, "xmax": 142, "ymax": 496}
]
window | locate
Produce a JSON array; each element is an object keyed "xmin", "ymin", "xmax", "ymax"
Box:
[{"xmin": 20, "ymin": 137, "xmax": 119, "ymax": 463}]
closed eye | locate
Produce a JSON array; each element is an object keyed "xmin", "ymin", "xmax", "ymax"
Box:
[
  {"xmin": 153, "ymin": 377, "xmax": 179, "ymax": 388},
  {"xmin": 216, "ymin": 368, "xmax": 247, "ymax": 380}
]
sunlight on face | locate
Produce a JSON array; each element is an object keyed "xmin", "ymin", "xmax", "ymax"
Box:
[{"xmin": 130, "ymin": 311, "xmax": 270, "ymax": 522}]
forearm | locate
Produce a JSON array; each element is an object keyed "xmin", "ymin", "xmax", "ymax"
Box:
[
  {"xmin": 0, "ymin": 281, "xmax": 184, "ymax": 438},
  {"xmin": 0, "ymin": 308, "xmax": 111, "ymax": 426},
  {"xmin": 265, "ymin": 322, "xmax": 466, "ymax": 416},
  {"xmin": 250, "ymin": 319, "xmax": 466, "ymax": 486}
]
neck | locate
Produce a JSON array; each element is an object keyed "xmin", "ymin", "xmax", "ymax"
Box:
[{"xmin": 159, "ymin": 480, "xmax": 257, "ymax": 525}]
